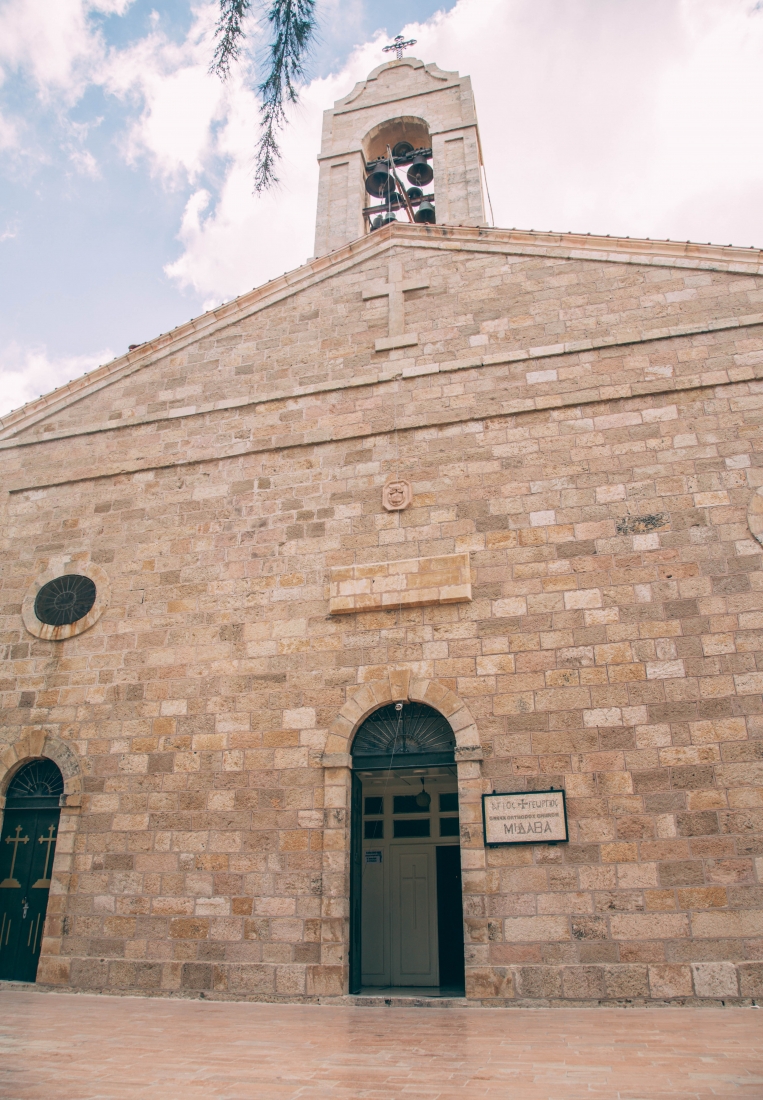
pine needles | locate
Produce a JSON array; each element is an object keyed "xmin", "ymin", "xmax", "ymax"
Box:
[
  {"xmin": 211, "ymin": 0, "xmax": 316, "ymax": 192},
  {"xmin": 211, "ymin": 0, "xmax": 253, "ymax": 79}
]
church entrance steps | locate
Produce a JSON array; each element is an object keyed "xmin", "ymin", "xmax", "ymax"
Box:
[{"xmin": 348, "ymin": 987, "xmax": 469, "ymax": 1008}]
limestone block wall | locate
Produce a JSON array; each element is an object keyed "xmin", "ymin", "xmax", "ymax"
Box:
[
  {"xmin": 4, "ymin": 227, "xmax": 763, "ymax": 464},
  {"xmin": 328, "ymin": 552, "xmax": 472, "ymax": 613},
  {"xmin": 2, "ymin": 229, "xmax": 763, "ymax": 1004}
]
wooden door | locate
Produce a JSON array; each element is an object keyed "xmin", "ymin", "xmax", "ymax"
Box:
[
  {"xmin": 361, "ymin": 846, "xmax": 387, "ymax": 986},
  {"xmin": 390, "ymin": 845, "xmax": 438, "ymax": 986},
  {"xmin": 0, "ymin": 808, "xmax": 60, "ymax": 982}
]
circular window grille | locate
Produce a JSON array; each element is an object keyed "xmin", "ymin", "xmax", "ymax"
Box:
[{"xmin": 34, "ymin": 575, "xmax": 97, "ymax": 627}]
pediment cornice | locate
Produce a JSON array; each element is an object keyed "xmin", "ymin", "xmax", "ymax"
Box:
[{"xmin": 336, "ymin": 58, "xmax": 455, "ymax": 111}]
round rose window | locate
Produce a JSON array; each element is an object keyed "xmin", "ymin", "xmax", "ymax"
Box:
[{"xmin": 34, "ymin": 575, "xmax": 97, "ymax": 627}]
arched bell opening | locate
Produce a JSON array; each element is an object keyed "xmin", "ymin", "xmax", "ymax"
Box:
[
  {"xmin": 349, "ymin": 702, "xmax": 464, "ymax": 998},
  {"xmin": 361, "ymin": 116, "xmax": 436, "ymax": 232},
  {"xmin": 0, "ymin": 758, "xmax": 63, "ymax": 982},
  {"xmin": 363, "ymin": 117, "xmax": 431, "ymax": 163}
]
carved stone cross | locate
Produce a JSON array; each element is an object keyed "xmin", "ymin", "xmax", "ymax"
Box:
[{"xmin": 362, "ymin": 261, "xmax": 429, "ymax": 352}]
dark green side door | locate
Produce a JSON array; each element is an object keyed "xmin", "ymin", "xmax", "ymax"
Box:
[
  {"xmin": 0, "ymin": 808, "xmax": 60, "ymax": 981},
  {"xmin": 0, "ymin": 759, "xmax": 63, "ymax": 983}
]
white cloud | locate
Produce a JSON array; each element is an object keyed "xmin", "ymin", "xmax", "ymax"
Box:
[
  {"xmin": 0, "ymin": 0, "xmax": 132, "ymax": 168},
  {"xmin": 0, "ymin": 342, "xmax": 114, "ymax": 417},
  {"xmin": 0, "ymin": 111, "xmax": 18, "ymax": 150},
  {"xmin": 2, "ymin": 0, "xmax": 763, "ymax": 420},
  {"xmin": 103, "ymin": 3, "xmax": 227, "ymax": 184},
  {"xmin": 161, "ymin": 0, "xmax": 763, "ymax": 304},
  {"xmin": 6, "ymin": 0, "xmax": 763, "ymax": 299},
  {"xmin": 164, "ymin": 55, "xmax": 385, "ymax": 302},
  {"xmin": 151, "ymin": 22, "xmax": 386, "ymax": 300},
  {"xmin": 418, "ymin": 0, "xmax": 763, "ymax": 245},
  {"xmin": 99, "ymin": 5, "xmax": 388, "ymax": 301},
  {"xmin": 0, "ymin": 0, "xmax": 129, "ymax": 101},
  {"xmin": 1, "ymin": 218, "xmax": 20, "ymax": 240}
]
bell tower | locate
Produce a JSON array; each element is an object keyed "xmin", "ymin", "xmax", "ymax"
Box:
[{"xmin": 313, "ymin": 55, "xmax": 487, "ymax": 258}]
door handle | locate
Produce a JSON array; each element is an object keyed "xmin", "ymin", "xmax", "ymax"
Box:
[{"xmin": 21, "ymin": 899, "xmax": 29, "ymax": 919}]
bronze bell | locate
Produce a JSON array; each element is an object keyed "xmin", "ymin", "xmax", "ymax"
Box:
[
  {"xmin": 371, "ymin": 215, "xmax": 384, "ymax": 231},
  {"xmin": 406, "ymin": 186, "xmax": 423, "ymax": 203},
  {"xmin": 392, "ymin": 140, "xmax": 414, "ymax": 159},
  {"xmin": 414, "ymin": 200, "xmax": 436, "ymax": 224},
  {"xmin": 379, "ymin": 211, "xmax": 397, "ymax": 226},
  {"xmin": 407, "ymin": 154, "xmax": 433, "ymax": 187},
  {"xmin": 365, "ymin": 163, "xmax": 393, "ymax": 197}
]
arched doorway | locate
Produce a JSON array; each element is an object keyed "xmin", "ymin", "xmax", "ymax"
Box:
[
  {"xmin": 0, "ymin": 759, "xmax": 63, "ymax": 982},
  {"xmin": 350, "ymin": 702, "xmax": 465, "ymax": 996}
]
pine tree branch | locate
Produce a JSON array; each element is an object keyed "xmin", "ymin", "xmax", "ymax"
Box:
[
  {"xmin": 211, "ymin": 0, "xmax": 316, "ymax": 191},
  {"xmin": 211, "ymin": 0, "xmax": 252, "ymax": 79},
  {"xmin": 253, "ymin": 0, "xmax": 315, "ymax": 192},
  {"xmin": 253, "ymin": 113, "xmax": 282, "ymax": 193}
]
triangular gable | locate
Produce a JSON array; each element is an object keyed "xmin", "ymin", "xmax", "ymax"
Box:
[
  {"xmin": 0, "ymin": 228, "xmax": 389, "ymax": 443},
  {"xmin": 2, "ymin": 225, "xmax": 762, "ymax": 445}
]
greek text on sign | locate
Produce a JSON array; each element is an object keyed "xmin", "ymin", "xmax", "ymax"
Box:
[{"xmin": 482, "ymin": 790, "xmax": 568, "ymax": 846}]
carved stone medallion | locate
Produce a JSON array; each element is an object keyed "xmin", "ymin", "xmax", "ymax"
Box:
[{"xmin": 383, "ymin": 478, "xmax": 412, "ymax": 511}]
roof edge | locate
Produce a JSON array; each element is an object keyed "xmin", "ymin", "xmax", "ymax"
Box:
[{"xmin": 2, "ymin": 223, "xmax": 761, "ymax": 439}]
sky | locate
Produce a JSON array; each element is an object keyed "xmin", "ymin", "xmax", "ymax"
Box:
[{"xmin": 1, "ymin": 0, "xmax": 763, "ymax": 417}]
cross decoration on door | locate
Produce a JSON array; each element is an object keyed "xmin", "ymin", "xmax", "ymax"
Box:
[
  {"xmin": 33, "ymin": 824, "xmax": 57, "ymax": 889},
  {"xmin": 0, "ymin": 825, "xmax": 29, "ymax": 889}
]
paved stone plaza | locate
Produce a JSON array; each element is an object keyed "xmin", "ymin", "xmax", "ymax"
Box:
[{"xmin": 0, "ymin": 990, "xmax": 761, "ymax": 1099}]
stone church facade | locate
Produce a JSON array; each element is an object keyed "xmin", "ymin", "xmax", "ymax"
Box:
[{"xmin": 2, "ymin": 55, "xmax": 763, "ymax": 1006}]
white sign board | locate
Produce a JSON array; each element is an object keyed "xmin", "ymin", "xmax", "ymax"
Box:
[{"xmin": 482, "ymin": 790, "xmax": 568, "ymax": 846}]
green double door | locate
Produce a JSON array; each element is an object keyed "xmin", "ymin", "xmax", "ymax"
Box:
[{"xmin": 0, "ymin": 808, "xmax": 59, "ymax": 982}]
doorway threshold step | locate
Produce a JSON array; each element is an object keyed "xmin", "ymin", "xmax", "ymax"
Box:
[{"xmin": 352, "ymin": 986, "xmax": 467, "ymax": 1007}]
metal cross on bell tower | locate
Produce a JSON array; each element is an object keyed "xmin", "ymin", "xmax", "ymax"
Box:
[{"xmin": 383, "ymin": 34, "xmax": 417, "ymax": 61}]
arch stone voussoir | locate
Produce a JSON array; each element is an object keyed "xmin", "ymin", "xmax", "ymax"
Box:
[
  {"xmin": 321, "ymin": 670, "xmax": 483, "ymax": 766},
  {"xmin": 448, "ymin": 706, "xmax": 474, "ymax": 733},
  {"xmin": 368, "ymin": 680, "xmax": 394, "ymax": 708},
  {"xmin": 0, "ymin": 732, "xmax": 83, "ymax": 807},
  {"xmin": 748, "ymin": 487, "xmax": 763, "ymax": 545}
]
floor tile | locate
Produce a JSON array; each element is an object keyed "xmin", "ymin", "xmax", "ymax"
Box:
[{"xmin": 0, "ymin": 990, "xmax": 760, "ymax": 1099}]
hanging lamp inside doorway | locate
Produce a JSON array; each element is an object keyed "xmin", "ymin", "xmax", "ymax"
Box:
[{"xmin": 415, "ymin": 777, "xmax": 431, "ymax": 810}]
